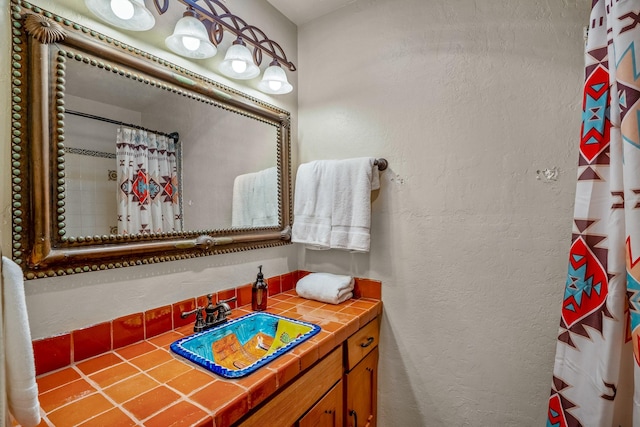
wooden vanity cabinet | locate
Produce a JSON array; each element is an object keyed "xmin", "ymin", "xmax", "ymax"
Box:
[
  {"xmin": 296, "ymin": 316, "xmax": 380, "ymax": 427},
  {"xmin": 237, "ymin": 348, "xmax": 342, "ymax": 427},
  {"xmin": 237, "ymin": 316, "xmax": 380, "ymax": 427},
  {"xmin": 344, "ymin": 318, "xmax": 380, "ymax": 427}
]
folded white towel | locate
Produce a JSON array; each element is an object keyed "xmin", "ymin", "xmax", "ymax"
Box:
[
  {"xmin": 291, "ymin": 161, "xmax": 335, "ymax": 249},
  {"xmin": 296, "ymin": 273, "xmax": 355, "ymax": 305},
  {"xmin": 292, "ymin": 158, "xmax": 380, "ymax": 252},
  {"xmin": 1, "ymin": 257, "xmax": 41, "ymax": 427},
  {"xmin": 329, "ymin": 158, "xmax": 379, "ymax": 252},
  {"xmin": 232, "ymin": 167, "xmax": 278, "ymax": 228}
]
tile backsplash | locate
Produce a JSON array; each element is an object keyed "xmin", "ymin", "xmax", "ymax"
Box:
[{"xmin": 32, "ymin": 270, "xmax": 382, "ymax": 376}]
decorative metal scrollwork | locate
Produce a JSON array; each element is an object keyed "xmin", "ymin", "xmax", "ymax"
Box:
[{"xmin": 152, "ymin": 0, "xmax": 296, "ymax": 72}]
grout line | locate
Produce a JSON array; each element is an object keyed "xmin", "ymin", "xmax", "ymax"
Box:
[
  {"xmin": 39, "ymin": 413, "xmax": 55, "ymax": 427},
  {"xmin": 72, "ymin": 359, "xmax": 159, "ymax": 425},
  {"xmin": 160, "ymin": 375, "xmax": 236, "ymax": 419},
  {"xmin": 137, "ymin": 396, "xmax": 202, "ymax": 425}
]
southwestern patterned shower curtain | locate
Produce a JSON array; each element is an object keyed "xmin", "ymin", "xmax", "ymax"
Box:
[
  {"xmin": 116, "ymin": 127, "xmax": 182, "ymax": 235},
  {"xmin": 548, "ymin": 0, "xmax": 640, "ymax": 425}
]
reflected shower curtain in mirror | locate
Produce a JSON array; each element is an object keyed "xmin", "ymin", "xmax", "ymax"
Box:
[
  {"xmin": 116, "ymin": 127, "xmax": 182, "ymax": 234},
  {"xmin": 547, "ymin": 0, "xmax": 640, "ymax": 425}
]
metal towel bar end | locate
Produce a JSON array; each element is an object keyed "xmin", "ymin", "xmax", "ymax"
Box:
[{"xmin": 374, "ymin": 158, "xmax": 388, "ymax": 171}]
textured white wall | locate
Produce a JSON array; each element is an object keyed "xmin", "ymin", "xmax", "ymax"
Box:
[
  {"xmin": 0, "ymin": 0, "xmax": 299, "ymax": 339},
  {"xmin": 297, "ymin": 0, "xmax": 588, "ymax": 425},
  {"xmin": 0, "ymin": 0, "xmax": 593, "ymax": 424}
]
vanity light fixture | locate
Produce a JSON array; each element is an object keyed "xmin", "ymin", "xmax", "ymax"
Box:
[
  {"xmin": 165, "ymin": 8, "xmax": 217, "ymax": 59},
  {"xmin": 219, "ymin": 38, "xmax": 261, "ymax": 80},
  {"xmin": 86, "ymin": 0, "xmax": 296, "ymax": 95},
  {"xmin": 84, "ymin": 0, "xmax": 155, "ymax": 31},
  {"xmin": 258, "ymin": 60, "xmax": 293, "ymax": 94}
]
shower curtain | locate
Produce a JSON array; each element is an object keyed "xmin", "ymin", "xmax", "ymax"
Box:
[
  {"xmin": 548, "ymin": 0, "xmax": 640, "ymax": 425},
  {"xmin": 116, "ymin": 127, "xmax": 182, "ymax": 235}
]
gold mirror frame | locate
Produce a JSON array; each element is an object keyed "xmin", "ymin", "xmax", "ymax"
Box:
[{"xmin": 9, "ymin": 1, "xmax": 292, "ymax": 279}]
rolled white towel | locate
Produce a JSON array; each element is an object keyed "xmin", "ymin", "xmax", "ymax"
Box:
[{"xmin": 296, "ymin": 273, "xmax": 354, "ymax": 305}]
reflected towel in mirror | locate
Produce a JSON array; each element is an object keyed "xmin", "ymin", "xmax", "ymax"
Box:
[
  {"xmin": 1, "ymin": 257, "xmax": 41, "ymax": 427},
  {"xmin": 232, "ymin": 167, "xmax": 278, "ymax": 228}
]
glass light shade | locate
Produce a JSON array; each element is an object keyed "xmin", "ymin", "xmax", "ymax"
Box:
[
  {"xmin": 258, "ymin": 62, "xmax": 293, "ymax": 95},
  {"xmin": 111, "ymin": 0, "xmax": 134, "ymax": 20},
  {"xmin": 219, "ymin": 42, "xmax": 260, "ymax": 80},
  {"xmin": 165, "ymin": 13, "xmax": 217, "ymax": 59},
  {"xmin": 85, "ymin": 0, "xmax": 155, "ymax": 31}
]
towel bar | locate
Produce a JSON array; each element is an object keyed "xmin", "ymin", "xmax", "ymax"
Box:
[{"xmin": 374, "ymin": 158, "xmax": 388, "ymax": 171}]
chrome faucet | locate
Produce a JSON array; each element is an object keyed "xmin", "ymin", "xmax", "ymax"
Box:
[{"xmin": 181, "ymin": 294, "xmax": 236, "ymax": 333}]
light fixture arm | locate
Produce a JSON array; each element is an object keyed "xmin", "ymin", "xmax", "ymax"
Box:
[{"xmin": 152, "ymin": 0, "xmax": 296, "ymax": 72}]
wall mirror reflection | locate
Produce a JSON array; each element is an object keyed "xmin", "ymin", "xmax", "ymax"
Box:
[
  {"xmin": 10, "ymin": 2, "xmax": 292, "ymax": 279},
  {"xmin": 63, "ymin": 58, "xmax": 279, "ymax": 236}
]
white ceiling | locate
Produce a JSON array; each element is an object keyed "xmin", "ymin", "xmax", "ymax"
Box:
[{"xmin": 266, "ymin": 0, "xmax": 356, "ymax": 25}]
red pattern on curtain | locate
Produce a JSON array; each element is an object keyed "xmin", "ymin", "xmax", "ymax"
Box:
[{"xmin": 548, "ymin": 0, "xmax": 640, "ymax": 425}]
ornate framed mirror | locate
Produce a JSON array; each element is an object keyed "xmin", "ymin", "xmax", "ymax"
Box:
[{"xmin": 9, "ymin": 0, "xmax": 292, "ymax": 279}]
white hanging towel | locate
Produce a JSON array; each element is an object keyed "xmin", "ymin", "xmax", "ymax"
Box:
[
  {"xmin": 231, "ymin": 167, "xmax": 278, "ymax": 227},
  {"xmin": 291, "ymin": 161, "xmax": 336, "ymax": 249},
  {"xmin": 292, "ymin": 157, "xmax": 379, "ymax": 252},
  {"xmin": 329, "ymin": 157, "xmax": 380, "ymax": 252},
  {"xmin": 296, "ymin": 273, "xmax": 354, "ymax": 304},
  {"xmin": 1, "ymin": 257, "xmax": 41, "ymax": 427}
]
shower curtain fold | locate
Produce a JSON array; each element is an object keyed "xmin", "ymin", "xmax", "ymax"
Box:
[{"xmin": 548, "ymin": 0, "xmax": 640, "ymax": 425}]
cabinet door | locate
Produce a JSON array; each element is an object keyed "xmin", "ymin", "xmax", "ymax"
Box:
[
  {"xmin": 297, "ymin": 380, "xmax": 343, "ymax": 427},
  {"xmin": 345, "ymin": 347, "xmax": 378, "ymax": 427}
]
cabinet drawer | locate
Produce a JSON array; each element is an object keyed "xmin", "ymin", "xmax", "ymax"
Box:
[
  {"xmin": 238, "ymin": 347, "xmax": 343, "ymax": 427},
  {"xmin": 346, "ymin": 317, "xmax": 379, "ymax": 370}
]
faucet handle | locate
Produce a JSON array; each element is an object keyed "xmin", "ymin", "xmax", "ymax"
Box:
[
  {"xmin": 180, "ymin": 306, "xmax": 203, "ymax": 319},
  {"xmin": 218, "ymin": 296, "xmax": 237, "ymax": 305},
  {"xmin": 180, "ymin": 305, "xmax": 208, "ymax": 332}
]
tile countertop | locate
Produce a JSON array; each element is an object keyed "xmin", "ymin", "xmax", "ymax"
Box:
[{"xmin": 31, "ymin": 291, "xmax": 383, "ymax": 427}]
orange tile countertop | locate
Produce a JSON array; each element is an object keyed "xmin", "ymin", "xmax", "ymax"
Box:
[{"xmin": 31, "ymin": 291, "xmax": 383, "ymax": 427}]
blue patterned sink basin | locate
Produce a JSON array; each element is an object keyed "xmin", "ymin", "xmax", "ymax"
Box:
[{"xmin": 170, "ymin": 312, "xmax": 321, "ymax": 378}]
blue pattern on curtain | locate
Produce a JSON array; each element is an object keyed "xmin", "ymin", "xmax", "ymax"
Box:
[{"xmin": 548, "ymin": 0, "xmax": 640, "ymax": 425}]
